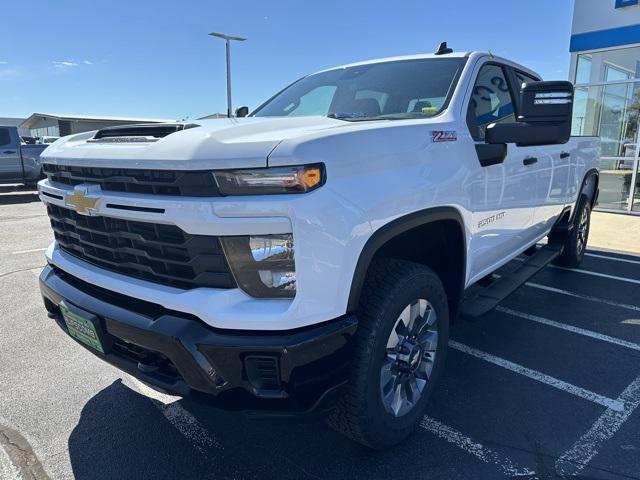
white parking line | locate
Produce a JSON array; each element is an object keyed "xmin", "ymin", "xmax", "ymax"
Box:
[
  {"xmin": 493, "ymin": 270, "xmax": 640, "ymax": 312},
  {"xmin": 420, "ymin": 417, "xmax": 536, "ymax": 477},
  {"xmin": 126, "ymin": 378, "xmax": 221, "ymax": 452},
  {"xmin": 585, "ymin": 252, "xmax": 640, "ymax": 266},
  {"xmin": 496, "ymin": 306, "xmax": 640, "ymax": 352},
  {"xmin": 10, "ymin": 247, "xmax": 47, "ymax": 255},
  {"xmin": 523, "ymin": 281, "xmax": 640, "ymax": 313},
  {"xmin": 449, "ymin": 340, "xmax": 625, "ymax": 412},
  {"xmin": 555, "ymin": 374, "xmax": 640, "ymax": 476},
  {"xmin": 550, "ymin": 265, "xmax": 640, "ymax": 285}
]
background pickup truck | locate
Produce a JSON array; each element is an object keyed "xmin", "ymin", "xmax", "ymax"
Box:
[
  {"xmin": 37, "ymin": 48, "xmax": 599, "ymax": 450},
  {"xmin": 0, "ymin": 125, "xmax": 48, "ymax": 186}
]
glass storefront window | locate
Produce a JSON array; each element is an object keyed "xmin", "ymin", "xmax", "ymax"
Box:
[
  {"xmin": 573, "ymin": 80, "xmax": 640, "ymax": 153},
  {"xmin": 633, "ymin": 161, "xmax": 640, "ymax": 212},
  {"xmin": 575, "ymin": 46, "xmax": 640, "ymax": 85},
  {"xmin": 606, "ymin": 65, "xmax": 632, "ymax": 82},
  {"xmin": 576, "ymin": 56, "xmax": 592, "ymax": 84},
  {"xmin": 600, "ymin": 82, "xmax": 636, "ymax": 156},
  {"xmin": 573, "ymin": 45, "xmax": 640, "ymax": 214},
  {"xmin": 571, "ymin": 85, "xmax": 602, "ymax": 137}
]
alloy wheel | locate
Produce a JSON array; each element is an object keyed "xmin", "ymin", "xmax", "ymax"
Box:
[
  {"xmin": 576, "ymin": 206, "xmax": 589, "ymax": 255},
  {"xmin": 380, "ymin": 299, "xmax": 438, "ymax": 417}
]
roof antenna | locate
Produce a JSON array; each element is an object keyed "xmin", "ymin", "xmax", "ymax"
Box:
[{"xmin": 435, "ymin": 42, "xmax": 453, "ymax": 55}]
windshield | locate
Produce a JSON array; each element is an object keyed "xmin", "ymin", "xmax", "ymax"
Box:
[{"xmin": 253, "ymin": 58, "xmax": 466, "ymax": 121}]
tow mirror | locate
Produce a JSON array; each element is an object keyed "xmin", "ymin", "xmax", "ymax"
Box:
[
  {"xmin": 486, "ymin": 81, "xmax": 574, "ymax": 147},
  {"xmin": 235, "ymin": 106, "xmax": 249, "ymax": 118}
]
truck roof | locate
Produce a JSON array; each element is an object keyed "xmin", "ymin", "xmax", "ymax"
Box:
[{"xmin": 314, "ymin": 51, "xmax": 541, "ymax": 80}]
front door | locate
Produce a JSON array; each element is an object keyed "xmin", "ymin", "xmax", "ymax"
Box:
[{"xmin": 466, "ymin": 63, "xmax": 539, "ymax": 281}]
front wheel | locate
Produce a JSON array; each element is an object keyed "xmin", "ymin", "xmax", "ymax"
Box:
[
  {"xmin": 327, "ymin": 259, "xmax": 449, "ymax": 449},
  {"xmin": 553, "ymin": 194, "xmax": 591, "ymax": 268}
]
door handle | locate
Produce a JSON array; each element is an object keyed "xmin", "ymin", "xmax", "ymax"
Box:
[
  {"xmin": 3, "ymin": 150, "xmax": 16, "ymax": 154},
  {"xmin": 560, "ymin": 151, "xmax": 571, "ymax": 159},
  {"xmin": 523, "ymin": 156, "xmax": 538, "ymax": 166}
]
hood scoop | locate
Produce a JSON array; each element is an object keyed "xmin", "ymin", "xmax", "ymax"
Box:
[{"xmin": 88, "ymin": 123, "xmax": 200, "ymax": 143}]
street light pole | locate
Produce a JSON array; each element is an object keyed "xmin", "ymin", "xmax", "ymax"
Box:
[{"xmin": 208, "ymin": 31, "xmax": 246, "ymax": 118}]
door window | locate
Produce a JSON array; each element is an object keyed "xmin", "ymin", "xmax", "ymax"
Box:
[
  {"xmin": 515, "ymin": 71, "xmax": 540, "ymax": 87},
  {"xmin": 467, "ymin": 64, "xmax": 516, "ymax": 141},
  {"xmin": 0, "ymin": 128, "xmax": 11, "ymax": 147}
]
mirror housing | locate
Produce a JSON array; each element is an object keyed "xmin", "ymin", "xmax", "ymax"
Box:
[
  {"xmin": 486, "ymin": 81, "xmax": 574, "ymax": 147},
  {"xmin": 235, "ymin": 106, "xmax": 249, "ymax": 118}
]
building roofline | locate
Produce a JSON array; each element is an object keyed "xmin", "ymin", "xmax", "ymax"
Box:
[{"xmin": 19, "ymin": 113, "xmax": 176, "ymax": 129}]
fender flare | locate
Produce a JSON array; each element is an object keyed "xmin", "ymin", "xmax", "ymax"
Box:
[
  {"xmin": 346, "ymin": 206, "xmax": 467, "ymax": 313},
  {"xmin": 572, "ymin": 168, "xmax": 599, "ymax": 223}
]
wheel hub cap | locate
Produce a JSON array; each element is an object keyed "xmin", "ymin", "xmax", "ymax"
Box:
[
  {"xmin": 396, "ymin": 340, "xmax": 423, "ymax": 372},
  {"xmin": 380, "ymin": 299, "xmax": 438, "ymax": 417}
]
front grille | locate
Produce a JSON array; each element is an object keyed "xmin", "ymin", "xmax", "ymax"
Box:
[
  {"xmin": 43, "ymin": 164, "xmax": 221, "ymax": 197},
  {"xmin": 47, "ymin": 204, "xmax": 236, "ymax": 290}
]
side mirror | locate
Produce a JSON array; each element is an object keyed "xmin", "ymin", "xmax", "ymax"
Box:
[
  {"xmin": 235, "ymin": 106, "xmax": 249, "ymax": 118},
  {"xmin": 486, "ymin": 81, "xmax": 574, "ymax": 147}
]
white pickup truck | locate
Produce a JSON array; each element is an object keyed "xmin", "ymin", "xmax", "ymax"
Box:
[{"xmin": 38, "ymin": 47, "xmax": 599, "ymax": 448}]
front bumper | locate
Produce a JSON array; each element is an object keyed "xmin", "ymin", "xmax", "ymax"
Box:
[{"xmin": 40, "ymin": 264, "xmax": 357, "ymax": 415}]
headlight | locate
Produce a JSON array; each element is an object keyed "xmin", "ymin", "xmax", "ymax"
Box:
[
  {"xmin": 221, "ymin": 234, "xmax": 296, "ymax": 298},
  {"xmin": 213, "ymin": 164, "xmax": 324, "ymax": 195}
]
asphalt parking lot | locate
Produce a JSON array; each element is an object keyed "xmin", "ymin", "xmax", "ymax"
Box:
[{"xmin": 1, "ymin": 184, "xmax": 639, "ymax": 480}]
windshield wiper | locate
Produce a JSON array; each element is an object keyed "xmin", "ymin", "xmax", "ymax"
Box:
[
  {"xmin": 329, "ymin": 113, "xmax": 414, "ymax": 122},
  {"xmin": 327, "ymin": 112, "xmax": 369, "ymax": 120}
]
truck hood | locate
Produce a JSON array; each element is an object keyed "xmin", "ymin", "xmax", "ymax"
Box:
[{"xmin": 40, "ymin": 116, "xmax": 347, "ymax": 170}]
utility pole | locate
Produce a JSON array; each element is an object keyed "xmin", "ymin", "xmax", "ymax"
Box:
[{"xmin": 208, "ymin": 31, "xmax": 246, "ymax": 117}]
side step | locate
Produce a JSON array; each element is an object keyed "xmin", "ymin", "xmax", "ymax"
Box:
[{"xmin": 460, "ymin": 244, "xmax": 563, "ymax": 318}]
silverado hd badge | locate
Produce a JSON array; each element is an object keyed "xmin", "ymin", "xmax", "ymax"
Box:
[
  {"xmin": 478, "ymin": 211, "xmax": 506, "ymax": 229},
  {"xmin": 65, "ymin": 184, "xmax": 102, "ymax": 216}
]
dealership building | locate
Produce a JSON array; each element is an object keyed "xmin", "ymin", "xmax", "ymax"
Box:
[
  {"xmin": 19, "ymin": 113, "xmax": 174, "ymax": 139},
  {"xmin": 570, "ymin": 0, "xmax": 640, "ymax": 214}
]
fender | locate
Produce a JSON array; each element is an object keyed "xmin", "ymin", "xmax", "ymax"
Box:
[
  {"xmin": 571, "ymin": 168, "xmax": 599, "ymax": 223},
  {"xmin": 549, "ymin": 168, "xmax": 599, "ymax": 243},
  {"xmin": 346, "ymin": 206, "xmax": 467, "ymax": 313}
]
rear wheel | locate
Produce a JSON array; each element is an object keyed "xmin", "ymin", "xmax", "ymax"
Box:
[
  {"xmin": 327, "ymin": 259, "xmax": 449, "ymax": 449},
  {"xmin": 553, "ymin": 194, "xmax": 591, "ymax": 268}
]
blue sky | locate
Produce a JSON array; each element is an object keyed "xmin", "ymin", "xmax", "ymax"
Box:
[{"xmin": 1, "ymin": 0, "xmax": 574, "ymax": 121}]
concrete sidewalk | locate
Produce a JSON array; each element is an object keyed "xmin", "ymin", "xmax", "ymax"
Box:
[{"xmin": 589, "ymin": 211, "xmax": 640, "ymax": 255}]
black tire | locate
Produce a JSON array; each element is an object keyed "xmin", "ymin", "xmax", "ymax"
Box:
[
  {"xmin": 327, "ymin": 259, "xmax": 449, "ymax": 449},
  {"xmin": 553, "ymin": 194, "xmax": 591, "ymax": 268}
]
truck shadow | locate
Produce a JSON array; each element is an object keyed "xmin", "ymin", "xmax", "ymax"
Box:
[
  {"xmin": 67, "ymin": 379, "xmax": 451, "ymax": 480},
  {"xmin": 0, "ymin": 185, "xmax": 39, "ymax": 205},
  {"xmin": 68, "ymin": 349, "xmax": 622, "ymax": 480}
]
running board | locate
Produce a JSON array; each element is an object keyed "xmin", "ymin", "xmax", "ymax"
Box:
[{"xmin": 460, "ymin": 244, "xmax": 563, "ymax": 318}]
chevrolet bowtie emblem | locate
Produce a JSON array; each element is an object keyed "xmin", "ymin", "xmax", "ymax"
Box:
[{"xmin": 65, "ymin": 185, "xmax": 101, "ymax": 215}]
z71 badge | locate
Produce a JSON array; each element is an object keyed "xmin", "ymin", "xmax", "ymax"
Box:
[{"xmin": 432, "ymin": 130, "xmax": 457, "ymax": 142}]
